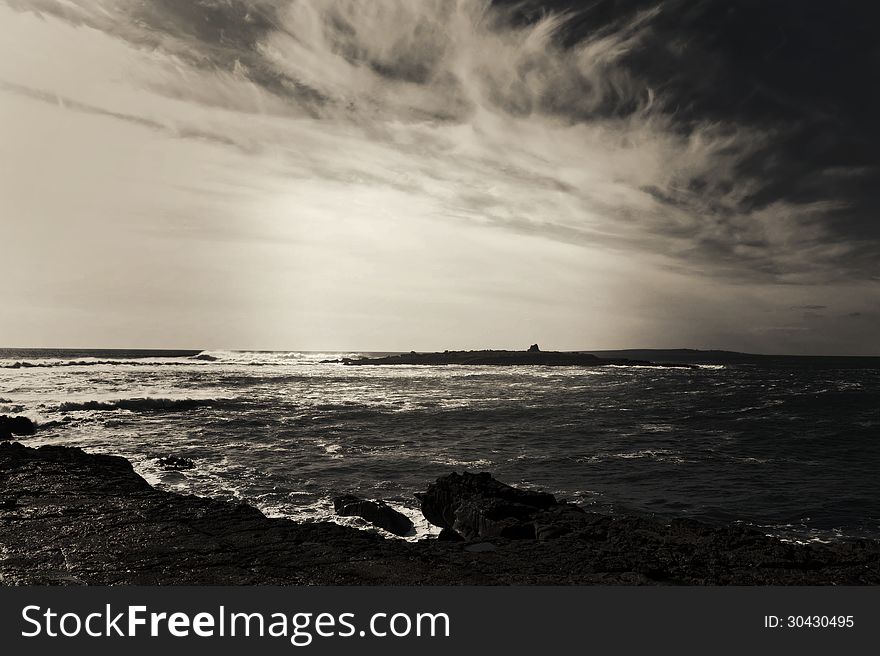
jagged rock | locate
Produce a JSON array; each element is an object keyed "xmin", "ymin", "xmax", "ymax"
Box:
[
  {"xmin": 416, "ymin": 472, "xmax": 564, "ymax": 540},
  {"xmin": 0, "ymin": 415, "xmax": 36, "ymax": 441},
  {"xmin": 437, "ymin": 527, "xmax": 465, "ymax": 542},
  {"xmin": 527, "ymin": 344, "xmax": 541, "ymax": 352},
  {"xmin": 533, "ymin": 504, "xmax": 591, "ymax": 540},
  {"xmin": 464, "ymin": 542, "xmax": 498, "ymax": 553},
  {"xmin": 333, "ymin": 494, "xmax": 414, "ymax": 537},
  {"xmin": 156, "ymin": 454, "xmax": 195, "ymax": 470}
]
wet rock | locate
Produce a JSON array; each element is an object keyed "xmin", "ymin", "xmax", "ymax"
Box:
[
  {"xmin": 156, "ymin": 455, "xmax": 195, "ymax": 470},
  {"xmin": 0, "ymin": 415, "xmax": 36, "ymax": 441},
  {"xmin": 416, "ymin": 471, "xmax": 560, "ymax": 540},
  {"xmin": 437, "ymin": 527, "xmax": 465, "ymax": 542},
  {"xmin": 533, "ymin": 503, "xmax": 590, "ymax": 541},
  {"xmin": 333, "ymin": 494, "xmax": 414, "ymax": 537},
  {"xmin": 464, "ymin": 542, "xmax": 498, "ymax": 553}
]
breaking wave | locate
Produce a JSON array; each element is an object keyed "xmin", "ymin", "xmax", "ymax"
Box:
[
  {"xmin": 3, "ymin": 351, "xmax": 378, "ymax": 369},
  {"xmin": 191, "ymin": 350, "xmax": 371, "ymax": 365}
]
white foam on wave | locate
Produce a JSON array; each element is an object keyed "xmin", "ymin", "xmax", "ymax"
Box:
[
  {"xmin": 130, "ymin": 453, "xmax": 441, "ymax": 542},
  {"xmin": 639, "ymin": 423, "xmax": 675, "ymax": 433},
  {"xmin": 259, "ymin": 496, "xmax": 440, "ymax": 542},
  {"xmin": 316, "ymin": 439, "xmax": 344, "ymax": 459},
  {"xmin": 578, "ymin": 449, "xmax": 688, "ymax": 465},
  {"xmin": 192, "ymin": 350, "xmax": 369, "ymax": 365},
  {"xmin": 0, "ymin": 358, "xmax": 208, "ymax": 369},
  {"xmin": 432, "ymin": 457, "xmax": 494, "ymax": 469}
]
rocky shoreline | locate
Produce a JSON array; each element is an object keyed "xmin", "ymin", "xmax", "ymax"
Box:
[{"xmin": 1, "ymin": 441, "xmax": 879, "ymax": 585}]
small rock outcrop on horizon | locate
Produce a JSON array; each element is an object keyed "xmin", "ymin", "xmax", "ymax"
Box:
[
  {"xmin": 416, "ymin": 472, "xmax": 588, "ymax": 541},
  {"xmin": 333, "ymin": 494, "xmax": 414, "ymax": 537},
  {"xmin": 0, "ymin": 415, "xmax": 36, "ymax": 441},
  {"xmin": 330, "ymin": 349, "xmax": 694, "ymax": 368}
]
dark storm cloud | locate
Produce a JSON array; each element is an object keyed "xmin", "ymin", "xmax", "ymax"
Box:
[{"xmin": 500, "ymin": 0, "xmax": 880, "ymax": 281}]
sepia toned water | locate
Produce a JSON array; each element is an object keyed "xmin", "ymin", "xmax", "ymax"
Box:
[{"xmin": 2, "ymin": 349, "xmax": 879, "ymax": 542}]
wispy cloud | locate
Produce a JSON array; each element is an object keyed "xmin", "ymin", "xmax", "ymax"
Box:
[{"xmin": 4, "ymin": 0, "xmax": 877, "ymax": 286}]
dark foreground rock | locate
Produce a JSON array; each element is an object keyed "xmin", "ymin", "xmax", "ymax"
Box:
[
  {"xmin": 2, "ymin": 442, "xmax": 879, "ymax": 585},
  {"xmin": 328, "ymin": 349, "xmax": 694, "ymax": 368},
  {"xmin": 417, "ymin": 472, "xmax": 588, "ymax": 541},
  {"xmin": 333, "ymin": 495, "xmax": 414, "ymax": 537},
  {"xmin": 0, "ymin": 416, "xmax": 36, "ymax": 441}
]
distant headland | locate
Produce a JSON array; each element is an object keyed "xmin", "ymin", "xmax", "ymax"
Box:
[{"xmin": 326, "ymin": 344, "xmax": 695, "ymax": 368}]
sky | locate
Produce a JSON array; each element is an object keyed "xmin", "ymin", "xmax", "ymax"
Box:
[{"xmin": 1, "ymin": 0, "xmax": 878, "ymax": 354}]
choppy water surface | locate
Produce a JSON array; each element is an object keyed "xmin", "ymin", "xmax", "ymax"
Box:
[{"xmin": 2, "ymin": 349, "xmax": 878, "ymax": 542}]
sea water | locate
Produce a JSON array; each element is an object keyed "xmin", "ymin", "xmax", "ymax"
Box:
[{"xmin": 2, "ymin": 348, "xmax": 878, "ymax": 542}]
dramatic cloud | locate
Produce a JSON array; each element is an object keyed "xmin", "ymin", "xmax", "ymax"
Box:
[{"xmin": 1, "ymin": 0, "xmax": 878, "ymax": 352}]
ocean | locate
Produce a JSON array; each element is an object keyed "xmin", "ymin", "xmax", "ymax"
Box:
[{"xmin": 2, "ymin": 348, "xmax": 878, "ymax": 543}]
